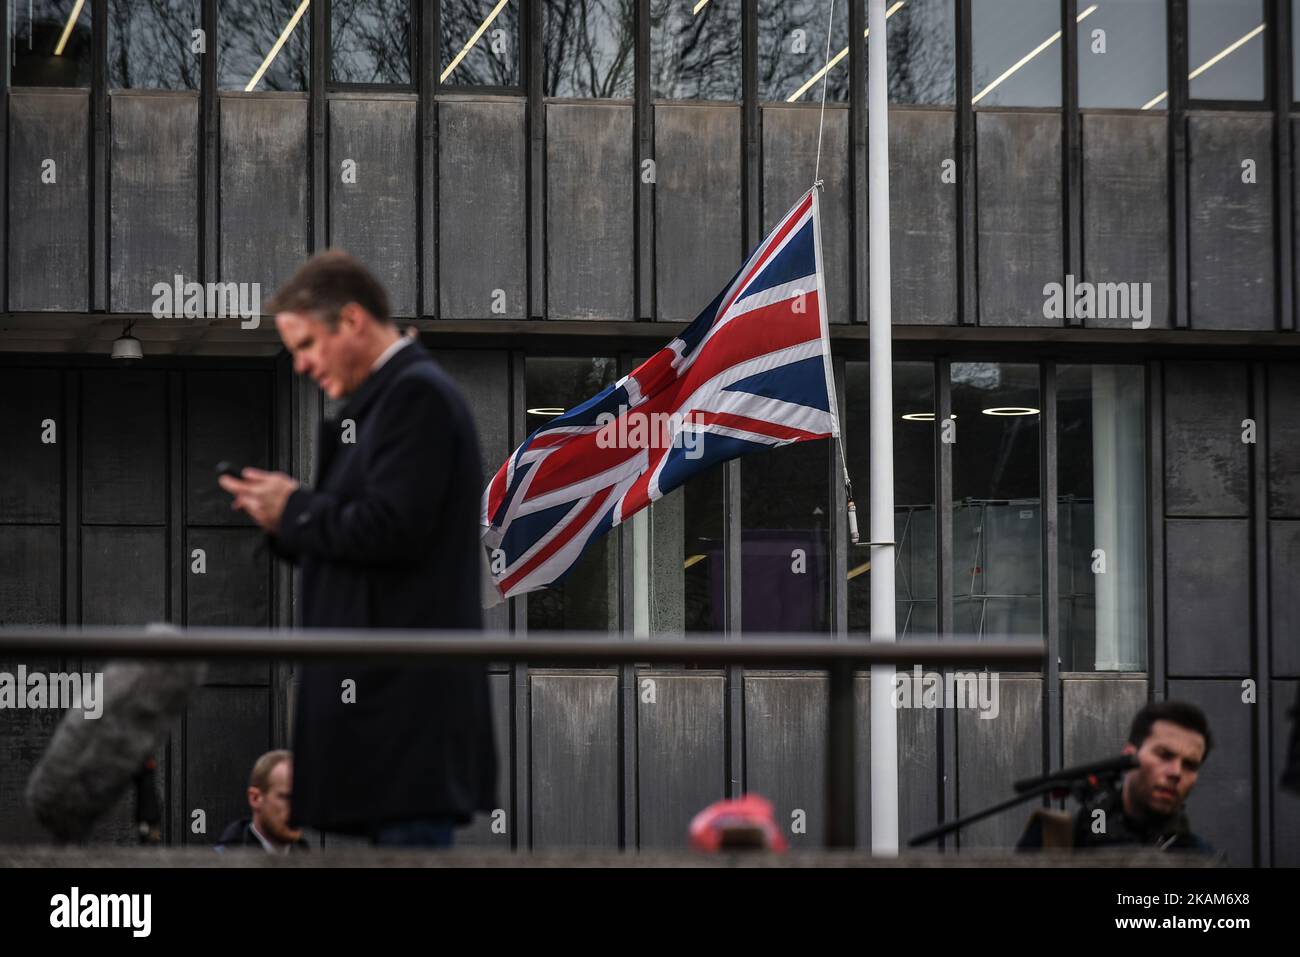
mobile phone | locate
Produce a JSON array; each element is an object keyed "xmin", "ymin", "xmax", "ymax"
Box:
[{"xmin": 216, "ymin": 461, "xmax": 246, "ymax": 480}]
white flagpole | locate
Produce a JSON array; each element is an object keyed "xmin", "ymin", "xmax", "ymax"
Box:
[{"xmin": 867, "ymin": 0, "xmax": 899, "ymax": 855}]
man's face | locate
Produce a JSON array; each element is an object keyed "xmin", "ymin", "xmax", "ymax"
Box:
[
  {"xmin": 276, "ymin": 306, "xmax": 370, "ymax": 400},
  {"xmin": 1123, "ymin": 720, "xmax": 1206, "ymax": 817},
  {"xmin": 249, "ymin": 760, "xmax": 303, "ymax": 845}
]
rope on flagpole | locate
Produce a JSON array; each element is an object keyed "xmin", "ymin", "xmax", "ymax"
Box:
[{"xmin": 812, "ymin": 0, "xmax": 837, "ymax": 190}]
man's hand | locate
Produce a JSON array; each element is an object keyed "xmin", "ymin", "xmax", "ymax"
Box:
[{"xmin": 218, "ymin": 468, "xmax": 300, "ymax": 534}]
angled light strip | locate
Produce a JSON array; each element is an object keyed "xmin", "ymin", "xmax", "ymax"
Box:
[
  {"xmin": 786, "ymin": 0, "xmax": 905, "ymax": 103},
  {"xmin": 971, "ymin": 3, "xmax": 1097, "ymax": 106},
  {"xmin": 847, "ymin": 559, "xmax": 871, "ymax": 580},
  {"xmin": 54, "ymin": 0, "xmax": 86, "ymax": 56},
  {"xmin": 441, "ymin": 0, "xmax": 513, "ymax": 83},
  {"xmin": 693, "ymin": 0, "xmax": 711, "ymax": 14},
  {"xmin": 1141, "ymin": 23, "xmax": 1266, "ymax": 110},
  {"xmin": 684, "ymin": 553, "xmax": 707, "ymax": 569},
  {"xmin": 245, "ymin": 0, "xmax": 311, "ymax": 92}
]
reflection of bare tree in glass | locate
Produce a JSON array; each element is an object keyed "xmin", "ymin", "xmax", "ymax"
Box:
[
  {"xmin": 881, "ymin": 1, "xmax": 955, "ymax": 104},
  {"xmin": 543, "ymin": 0, "xmax": 635, "ymax": 98},
  {"xmin": 218, "ymin": 0, "xmax": 310, "ymax": 91},
  {"xmin": 331, "ymin": 0, "xmax": 412, "ymax": 84},
  {"xmin": 757, "ymin": 0, "xmax": 849, "ymax": 103},
  {"xmin": 440, "ymin": 0, "xmax": 520, "ymax": 87},
  {"xmin": 649, "ymin": 0, "xmax": 742, "ymax": 100},
  {"xmin": 109, "ymin": 0, "xmax": 202, "ymax": 90}
]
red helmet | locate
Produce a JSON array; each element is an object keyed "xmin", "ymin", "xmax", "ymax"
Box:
[{"xmin": 688, "ymin": 794, "xmax": 789, "ymax": 852}]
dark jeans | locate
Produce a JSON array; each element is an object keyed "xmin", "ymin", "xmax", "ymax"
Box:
[{"xmin": 370, "ymin": 817, "xmax": 458, "ymax": 848}]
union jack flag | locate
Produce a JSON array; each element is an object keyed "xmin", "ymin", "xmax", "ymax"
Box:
[{"xmin": 481, "ymin": 186, "xmax": 841, "ymax": 600}]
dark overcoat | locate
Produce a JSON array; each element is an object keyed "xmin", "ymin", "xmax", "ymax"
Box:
[{"xmin": 272, "ymin": 340, "xmax": 496, "ymax": 832}]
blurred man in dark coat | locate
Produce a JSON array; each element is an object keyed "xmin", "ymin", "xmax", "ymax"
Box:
[{"xmin": 219, "ymin": 250, "xmax": 495, "ymax": 847}]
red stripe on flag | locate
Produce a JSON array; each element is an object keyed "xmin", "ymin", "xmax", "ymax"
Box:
[
  {"xmin": 695, "ymin": 411, "xmax": 826, "ymax": 442},
  {"xmin": 499, "ymin": 486, "xmax": 614, "ymax": 595},
  {"xmin": 717, "ymin": 192, "xmax": 813, "ymax": 320}
]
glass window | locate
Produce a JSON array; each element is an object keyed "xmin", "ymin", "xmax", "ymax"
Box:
[
  {"xmin": 758, "ymin": 0, "xmax": 850, "ymax": 103},
  {"xmin": 218, "ymin": 0, "xmax": 310, "ymax": 92},
  {"xmin": 10, "ymin": 0, "xmax": 91, "ymax": 86},
  {"xmin": 1078, "ymin": 0, "xmax": 1166, "ymax": 110},
  {"xmin": 741, "ymin": 439, "xmax": 831, "ymax": 633},
  {"xmin": 331, "ymin": 0, "xmax": 413, "ymax": 85},
  {"xmin": 865, "ymin": 0, "xmax": 956, "ymax": 106},
  {"xmin": 951, "ymin": 362, "xmax": 1041, "ymax": 640},
  {"xmin": 109, "ymin": 0, "xmax": 202, "ymax": 90},
  {"xmin": 635, "ymin": 468, "xmax": 726, "ymax": 637},
  {"xmin": 971, "ymin": 0, "xmax": 1060, "ymax": 108},
  {"xmin": 1057, "ymin": 365, "xmax": 1146, "ymax": 671},
  {"xmin": 1187, "ymin": 0, "xmax": 1264, "ymax": 102},
  {"xmin": 440, "ymin": 0, "xmax": 522, "ymax": 88},
  {"xmin": 846, "ymin": 362, "xmax": 938, "ymax": 637},
  {"xmin": 524, "ymin": 357, "xmax": 621, "ymax": 632},
  {"xmin": 542, "ymin": 0, "xmax": 635, "ymax": 98},
  {"xmin": 649, "ymin": 0, "xmax": 742, "ymax": 101}
]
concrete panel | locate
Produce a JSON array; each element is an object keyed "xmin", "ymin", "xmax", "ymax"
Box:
[
  {"xmin": 455, "ymin": 672, "xmax": 513, "ymax": 847},
  {"xmin": 184, "ymin": 686, "xmax": 272, "ymax": 845},
  {"xmin": 654, "ymin": 104, "xmax": 742, "ymax": 322},
  {"xmin": 546, "ymin": 103, "xmax": 634, "ymax": 321},
  {"xmin": 1270, "ymin": 522, "xmax": 1300, "ymax": 677},
  {"xmin": 1268, "ymin": 363, "xmax": 1300, "ymax": 518},
  {"xmin": 185, "ymin": 527, "xmax": 272, "ymax": 686},
  {"xmin": 1165, "ymin": 519, "xmax": 1251, "ymax": 677},
  {"xmin": 81, "ymin": 526, "xmax": 167, "ymax": 625},
  {"xmin": 1062, "ymin": 677, "xmax": 1148, "ymax": 765},
  {"xmin": 888, "ymin": 108, "xmax": 957, "ymax": 325},
  {"xmin": 329, "ymin": 96, "xmax": 419, "ymax": 318},
  {"xmin": 529, "ymin": 671, "xmax": 620, "ymax": 847},
  {"xmin": 0, "ymin": 370, "xmax": 62, "ymax": 523},
  {"xmin": 636, "ymin": 671, "xmax": 726, "ymax": 847},
  {"xmin": 439, "ymin": 99, "xmax": 527, "ymax": 320},
  {"xmin": 744, "ymin": 672, "xmax": 827, "ymax": 848},
  {"xmin": 185, "ymin": 370, "xmax": 273, "ymax": 526},
  {"xmin": 1272, "ymin": 680, "xmax": 1300, "ymax": 866},
  {"xmin": 1187, "ymin": 114, "xmax": 1273, "ymax": 331},
  {"xmin": 1163, "ymin": 362, "xmax": 1250, "ymax": 517},
  {"xmin": 957, "ymin": 676, "xmax": 1042, "ymax": 848},
  {"xmin": 0, "ymin": 525, "xmax": 61, "ymax": 627},
  {"xmin": 219, "ymin": 95, "xmax": 309, "ymax": 300},
  {"xmin": 81, "ymin": 371, "xmax": 167, "ymax": 525},
  {"xmin": 8, "ymin": 90, "xmax": 90, "ymax": 311},
  {"xmin": 1166, "ymin": 679, "xmax": 1254, "ymax": 864},
  {"xmin": 109, "ymin": 93, "xmax": 199, "ymax": 312},
  {"xmin": 977, "ymin": 112, "xmax": 1062, "ymax": 327},
  {"xmin": 1081, "ymin": 113, "xmax": 1169, "ymax": 329},
  {"xmin": 762, "ymin": 106, "xmax": 850, "ymax": 324}
]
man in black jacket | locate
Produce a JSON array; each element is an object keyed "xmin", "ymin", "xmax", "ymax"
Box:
[
  {"xmin": 214, "ymin": 750, "xmax": 311, "ymax": 854},
  {"xmin": 219, "ymin": 250, "xmax": 496, "ymax": 847}
]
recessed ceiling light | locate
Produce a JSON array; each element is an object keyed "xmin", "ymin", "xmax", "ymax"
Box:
[
  {"xmin": 981, "ymin": 407, "xmax": 1039, "ymax": 416},
  {"xmin": 900, "ymin": 412, "xmax": 957, "ymax": 421},
  {"xmin": 527, "ymin": 407, "xmax": 564, "ymax": 417}
]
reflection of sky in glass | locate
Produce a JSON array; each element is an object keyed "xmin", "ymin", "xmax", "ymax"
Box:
[
  {"xmin": 10, "ymin": 0, "xmax": 93, "ymax": 87},
  {"xmin": 109, "ymin": 0, "xmax": 202, "ymax": 90},
  {"xmin": 972, "ymin": 0, "xmax": 1060, "ymax": 107},
  {"xmin": 543, "ymin": 0, "xmax": 635, "ymax": 98},
  {"xmin": 1188, "ymin": 0, "xmax": 1263, "ymax": 101},
  {"xmin": 331, "ymin": 0, "xmax": 412, "ymax": 85},
  {"xmin": 218, "ymin": 0, "xmax": 310, "ymax": 91},
  {"xmin": 758, "ymin": 0, "xmax": 850, "ymax": 103},
  {"xmin": 441, "ymin": 0, "xmax": 521, "ymax": 87},
  {"xmin": 649, "ymin": 0, "xmax": 742, "ymax": 101},
  {"xmin": 1077, "ymin": 0, "xmax": 1165, "ymax": 109},
  {"xmin": 865, "ymin": 0, "xmax": 956, "ymax": 105}
]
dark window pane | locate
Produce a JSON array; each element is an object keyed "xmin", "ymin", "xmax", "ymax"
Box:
[
  {"xmin": 218, "ymin": 0, "xmax": 310, "ymax": 92},
  {"xmin": 109, "ymin": 0, "xmax": 202, "ymax": 90},
  {"xmin": 758, "ymin": 0, "xmax": 850, "ymax": 103},
  {"xmin": 951, "ymin": 362, "xmax": 1041, "ymax": 639},
  {"xmin": 1078, "ymin": 0, "xmax": 1166, "ymax": 110},
  {"xmin": 440, "ymin": 0, "xmax": 521, "ymax": 87},
  {"xmin": 10, "ymin": 0, "xmax": 92, "ymax": 87},
  {"xmin": 1188, "ymin": 0, "xmax": 1264, "ymax": 102},
  {"xmin": 1294, "ymin": 0, "xmax": 1300, "ymax": 102},
  {"xmin": 846, "ymin": 362, "xmax": 937, "ymax": 637},
  {"xmin": 649, "ymin": 0, "xmax": 742, "ymax": 101},
  {"xmin": 525, "ymin": 357, "xmax": 620, "ymax": 632},
  {"xmin": 331, "ymin": 0, "xmax": 413, "ymax": 85},
  {"xmin": 1057, "ymin": 365, "xmax": 1146, "ymax": 672},
  {"xmin": 865, "ymin": 0, "xmax": 956, "ymax": 106},
  {"xmin": 972, "ymin": 0, "xmax": 1060, "ymax": 108},
  {"xmin": 741, "ymin": 440, "xmax": 831, "ymax": 633},
  {"xmin": 542, "ymin": 0, "xmax": 635, "ymax": 98}
]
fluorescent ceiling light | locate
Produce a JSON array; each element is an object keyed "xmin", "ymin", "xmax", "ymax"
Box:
[
  {"xmin": 527, "ymin": 407, "xmax": 565, "ymax": 417},
  {"xmin": 981, "ymin": 407, "xmax": 1040, "ymax": 416},
  {"xmin": 1141, "ymin": 23, "xmax": 1266, "ymax": 110},
  {"xmin": 693, "ymin": 0, "xmax": 711, "ymax": 14},
  {"xmin": 54, "ymin": 0, "xmax": 85, "ymax": 56},
  {"xmin": 786, "ymin": 0, "xmax": 904, "ymax": 103},
  {"xmin": 683, "ymin": 553, "xmax": 707, "ymax": 569},
  {"xmin": 245, "ymin": 0, "xmax": 311, "ymax": 92},
  {"xmin": 847, "ymin": 559, "xmax": 871, "ymax": 580},
  {"xmin": 441, "ymin": 0, "xmax": 513, "ymax": 83},
  {"xmin": 971, "ymin": 4, "xmax": 1097, "ymax": 106}
]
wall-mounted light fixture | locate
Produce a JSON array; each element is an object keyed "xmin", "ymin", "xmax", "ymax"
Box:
[{"xmin": 111, "ymin": 321, "xmax": 143, "ymax": 360}]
